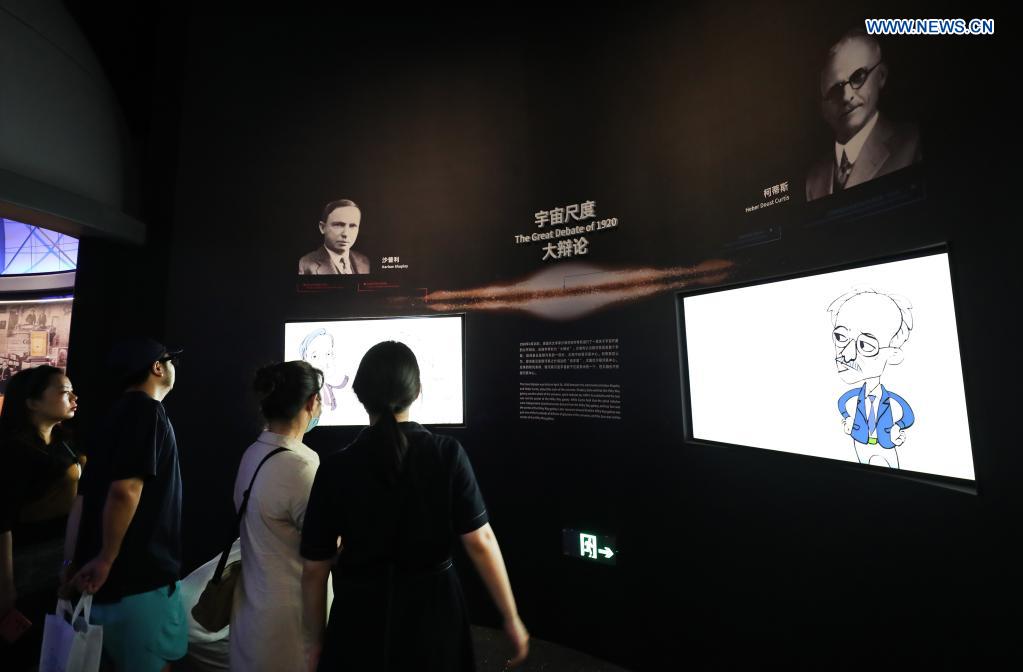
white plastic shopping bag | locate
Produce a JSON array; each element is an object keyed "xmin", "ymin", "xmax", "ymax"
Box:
[
  {"xmin": 39, "ymin": 594, "xmax": 103, "ymax": 672},
  {"xmin": 39, "ymin": 599, "xmax": 75, "ymax": 671}
]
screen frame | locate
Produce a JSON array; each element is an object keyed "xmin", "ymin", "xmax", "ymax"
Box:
[
  {"xmin": 675, "ymin": 244, "xmax": 979, "ymax": 494},
  {"xmin": 282, "ymin": 312, "xmax": 468, "ymax": 429}
]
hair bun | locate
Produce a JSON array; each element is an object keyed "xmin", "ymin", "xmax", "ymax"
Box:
[
  {"xmin": 255, "ymin": 360, "xmax": 323, "ymax": 423},
  {"xmin": 253, "ymin": 364, "xmax": 281, "ymax": 398}
]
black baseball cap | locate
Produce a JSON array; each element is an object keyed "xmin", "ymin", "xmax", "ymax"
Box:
[{"xmin": 108, "ymin": 338, "xmax": 183, "ymax": 379}]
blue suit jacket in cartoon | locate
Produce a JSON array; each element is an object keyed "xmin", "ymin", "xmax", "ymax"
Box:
[{"xmin": 837, "ymin": 384, "xmax": 915, "ymax": 448}]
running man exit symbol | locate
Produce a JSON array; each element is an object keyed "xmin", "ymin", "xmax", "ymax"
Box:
[
  {"xmin": 580, "ymin": 533, "xmax": 598, "ymax": 559},
  {"xmin": 563, "ymin": 529, "xmax": 617, "ymax": 566}
]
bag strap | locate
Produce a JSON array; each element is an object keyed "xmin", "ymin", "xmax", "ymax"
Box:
[
  {"xmin": 56, "ymin": 598, "xmax": 74, "ymax": 620},
  {"xmin": 71, "ymin": 593, "xmax": 93, "ymax": 625},
  {"xmin": 211, "ymin": 446, "xmax": 289, "ymax": 583}
]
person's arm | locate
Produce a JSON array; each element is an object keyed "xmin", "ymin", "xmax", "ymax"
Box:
[
  {"xmin": 461, "ymin": 523, "xmax": 529, "ymax": 667},
  {"xmin": 0, "ymin": 531, "xmax": 14, "ymax": 616},
  {"xmin": 302, "ymin": 559, "xmax": 332, "ymax": 672},
  {"xmin": 1, "ymin": 478, "xmax": 20, "ymax": 615},
  {"xmin": 299, "ymin": 459, "xmax": 342, "ymax": 672},
  {"xmin": 1, "ymin": 454, "xmax": 28, "ymax": 614},
  {"xmin": 891, "ymin": 392, "xmax": 915, "ymax": 430},
  {"xmin": 838, "ymin": 389, "xmax": 858, "ymax": 417},
  {"xmin": 72, "ymin": 478, "xmax": 143, "ymax": 594},
  {"xmin": 60, "ymin": 495, "xmax": 84, "ymax": 588}
]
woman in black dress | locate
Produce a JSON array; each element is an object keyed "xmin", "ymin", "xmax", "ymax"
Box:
[
  {"xmin": 0, "ymin": 366, "xmax": 82, "ymax": 664},
  {"xmin": 301, "ymin": 341, "xmax": 529, "ymax": 671}
]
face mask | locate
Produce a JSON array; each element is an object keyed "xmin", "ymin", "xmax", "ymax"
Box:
[{"xmin": 305, "ymin": 414, "xmax": 320, "ymax": 433}]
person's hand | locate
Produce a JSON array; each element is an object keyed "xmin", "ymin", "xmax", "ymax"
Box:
[
  {"xmin": 72, "ymin": 556, "xmax": 113, "ymax": 594},
  {"xmin": 891, "ymin": 425, "xmax": 906, "ymax": 446},
  {"xmin": 842, "ymin": 416, "xmax": 855, "ymax": 435},
  {"xmin": 503, "ymin": 615, "xmax": 529, "ymax": 668},
  {"xmin": 306, "ymin": 641, "xmax": 323, "ymax": 672}
]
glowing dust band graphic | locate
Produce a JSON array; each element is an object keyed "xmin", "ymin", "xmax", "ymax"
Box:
[{"xmin": 405, "ymin": 260, "xmax": 734, "ymax": 320}]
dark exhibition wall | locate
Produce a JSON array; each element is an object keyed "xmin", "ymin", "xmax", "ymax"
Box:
[{"xmin": 61, "ymin": 2, "xmax": 1009, "ymax": 668}]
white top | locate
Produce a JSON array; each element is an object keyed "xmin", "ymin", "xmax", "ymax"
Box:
[
  {"xmin": 834, "ymin": 111, "xmax": 880, "ymax": 165},
  {"xmin": 229, "ymin": 431, "xmax": 321, "ymax": 672}
]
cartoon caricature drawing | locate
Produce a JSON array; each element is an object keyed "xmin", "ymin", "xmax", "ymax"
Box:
[
  {"xmin": 299, "ymin": 328, "xmax": 351, "ymax": 411},
  {"xmin": 827, "ymin": 288, "xmax": 916, "ymax": 468}
]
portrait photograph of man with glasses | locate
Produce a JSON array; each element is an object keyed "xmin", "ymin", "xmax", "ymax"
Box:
[{"xmin": 805, "ymin": 29, "xmax": 923, "ymax": 202}]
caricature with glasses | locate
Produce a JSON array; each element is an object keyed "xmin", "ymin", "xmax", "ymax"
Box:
[
  {"xmin": 828, "ymin": 288, "xmax": 916, "ymax": 469},
  {"xmin": 298, "ymin": 328, "xmax": 351, "ymax": 412}
]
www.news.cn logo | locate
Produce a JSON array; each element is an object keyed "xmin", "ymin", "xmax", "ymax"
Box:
[{"xmin": 864, "ymin": 18, "xmax": 995, "ymax": 35}]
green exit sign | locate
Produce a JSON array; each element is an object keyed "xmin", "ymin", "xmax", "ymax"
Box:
[{"xmin": 562, "ymin": 529, "xmax": 617, "ymax": 566}]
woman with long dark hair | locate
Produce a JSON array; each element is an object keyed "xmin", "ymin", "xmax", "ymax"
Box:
[
  {"xmin": 0, "ymin": 366, "xmax": 81, "ymax": 662},
  {"xmin": 301, "ymin": 341, "xmax": 529, "ymax": 671},
  {"xmin": 230, "ymin": 360, "xmax": 326, "ymax": 671}
]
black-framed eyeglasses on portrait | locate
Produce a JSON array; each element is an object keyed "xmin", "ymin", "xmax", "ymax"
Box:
[{"xmin": 822, "ymin": 61, "xmax": 882, "ymax": 103}]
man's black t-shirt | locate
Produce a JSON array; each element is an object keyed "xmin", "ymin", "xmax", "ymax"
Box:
[{"xmin": 75, "ymin": 391, "xmax": 182, "ymax": 602}]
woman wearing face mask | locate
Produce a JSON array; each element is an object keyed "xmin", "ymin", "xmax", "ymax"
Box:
[{"xmin": 229, "ymin": 361, "xmax": 324, "ymax": 672}]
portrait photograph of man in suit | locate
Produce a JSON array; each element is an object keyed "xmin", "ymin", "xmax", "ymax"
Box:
[
  {"xmin": 298, "ymin": 198, "xmax": 372, "ymax": 275},
  {"xmin": 806, "ymin": 30, "xmax": 922, "ymax": 202}
]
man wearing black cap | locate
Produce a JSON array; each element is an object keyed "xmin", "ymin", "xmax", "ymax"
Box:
[{"xmin": 67, "ymin": 338, "xmax": 187, "ymax": 671}]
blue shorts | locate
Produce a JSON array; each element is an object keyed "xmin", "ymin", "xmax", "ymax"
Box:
[{"xmin": 90, "ymin": 582, "xmax": 187, "ymax": 672}]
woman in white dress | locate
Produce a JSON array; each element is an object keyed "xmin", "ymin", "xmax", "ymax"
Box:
[{"xmin": 230, "ymin": 361, "xmax": 324, "ymax": 671}]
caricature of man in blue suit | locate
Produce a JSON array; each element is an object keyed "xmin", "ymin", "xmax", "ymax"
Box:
[{"xmin": 828, "ymin": 288, "xmax": 915, "ymax": 468}]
